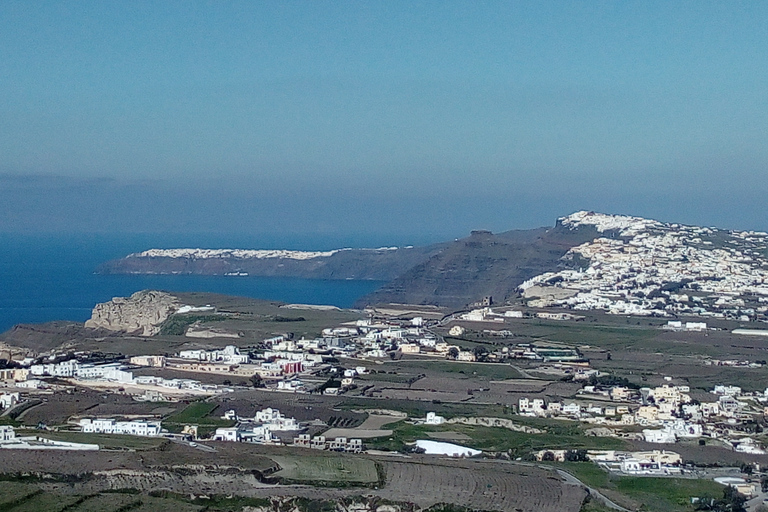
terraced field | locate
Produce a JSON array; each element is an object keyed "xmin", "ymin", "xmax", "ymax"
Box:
[
  {"xmin": 376, "ymin": 459, "xmax": 587, "ymax": 512},
  {"xmin": 270, "ymin": 454, "xmax": 379, "ymax": 484}
]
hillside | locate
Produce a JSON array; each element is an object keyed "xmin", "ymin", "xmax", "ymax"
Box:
[{"xmin": 357, "ymin": 223, "xmax": 601, "ymax": 309}]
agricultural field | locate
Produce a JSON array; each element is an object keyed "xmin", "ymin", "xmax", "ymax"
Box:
[
  {"xmin": 375, "ymin": 459, "xmax": 586, "ymax": 512},
  {"xmin": 364, "ymin": 420, "xmax": 628, "ymax": 456},
  {"xmin": 323, "ymin": 413, "xmax": 403, "ymax": 438},
  {"xmin": 162, "ymin": 400, "xmax": 235, "ymax": 434},
  {"xmin": 544, "ymin": 462, "xmax": 728, "ymax": 512},
  {"xmin": 270, "ymin": 453, "xmax": 380, "ymax": 485},
  {"xmin": 0, "ymin": 484, "xmax": 204, "ymax": 512},
  {"xmin": 13, "ymin": 389, "xmax": 176, "ymax": 428},
  {"xmin": 213, "ymin": 391, "xmax": 367, "ymax": 426},
  {"xmin": 159, "ymin": 293, "xmax": 365, "ymax": 348},
  {"xmin": 30, "ymin": 430, "xmax": 168, "ymax": 450}
]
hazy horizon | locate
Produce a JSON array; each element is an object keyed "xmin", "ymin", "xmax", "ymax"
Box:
[{"xmin": 2, "ymin": 2, "xmax": 767, "ymax": 239}]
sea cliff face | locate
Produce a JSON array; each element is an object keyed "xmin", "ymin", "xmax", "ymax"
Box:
[
  {"xmin": 96, "ymin": 245, "xmax": 446, "ymax": 281},
  {"xmin": 84, "ymin": 290, "xmax": 179, "ymax": 336}
]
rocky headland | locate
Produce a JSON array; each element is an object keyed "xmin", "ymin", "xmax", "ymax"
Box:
[{"xmin": 84, "ymin": 290, "xmax": 180, "ymax": 336}]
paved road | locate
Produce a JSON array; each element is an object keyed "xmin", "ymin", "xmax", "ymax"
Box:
[
  {"xmin": 555, "ymin": 468, "xmax": 631, "ymax": 511},
  {"xmin": 508, "ymin": 364, "xmax": 537, "ymax": 379},
  {"xmin": 170, "ymin": 438, "xmax": 217, "ymax": 452},
  {"xmin": 745, "ymin": 486, "xmax": 768, "ymax": 511}
]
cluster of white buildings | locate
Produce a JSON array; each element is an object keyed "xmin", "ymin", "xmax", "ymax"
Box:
[
  {"xmin": 178, "ymin": 345, "xmax": 249, "ymax": 364},
  {"xmin": 0, "ymin": 426, "xmax": 99, "ymax": 451},
  {"xmin": 588, "ymin": 449, "xmax": 683, "ymax": 475},
  {"xmin": 213, "ymin": 407, "xmax": 299, "ymax": 445},
  {"xmin": 520, "ymin": 211, "xmax": 768, "ymax": 321},
  {"xmin": 519, "ymin": 381, "xmax": 768, "ymax": 452},
  {"xmin": 214, "ymin": 407, "xmax": 299, "ymax": 443},
  {"xmin": 12, "ymin": 357, "xmax": 232, "ymax": 395},
  {"xmin": 209, "ymin": 407, "xmax": 364, "ymax": 452},
  {"xmin": 293, "ymin": 434, "xmax": 363, "ymax": 453},
  {"xmin": 79, "ymin": 418, "xmax": 162, "ymax": 436},
  {"xmin": 29, "ymin": 360, "xmax": 132, "ymax": 382}
]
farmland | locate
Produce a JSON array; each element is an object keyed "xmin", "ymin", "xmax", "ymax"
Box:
[
  {"xmin": 270, "ymin": 453, "xmax": 380, "ymax": 485},
  {"xmin": 364, "ymin": 420, "xmax": 628, "ymax": 455},
  {"xmin": 374, "ymin": 459, "xmax": 586, "ymax": 512},
  {"xmin": 162, "ymin": 400, "xmax": 235, "ymax": 434}
]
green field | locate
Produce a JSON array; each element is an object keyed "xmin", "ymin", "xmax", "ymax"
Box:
[
  {"xmin": 162, "ymin": 401, "xmax": 234, "ymax": 434},
  {"xmin": 614, "ymin": 476, "xmax": 723, "ymax": 511},
  {"xmin": 23, "ymin": 431, "xmax": 167, "ymax": 451},
  {"xmin": 548, "ymin": 464, "xmax": 727, "ymax": 512},
  {"xmin": 364, "ymin": 420, "xmax": 628, "ymax": 455},
  {"xmin": 270, "ymin": 454, "xmax": 380, "ymax": 485},
  {"xmin": 338, "ymin": 396, "xmax": 518, "ymax": 420},
  {"xmin": 388, "ymin": 358, "xmax": 524, "ymax": 380}
]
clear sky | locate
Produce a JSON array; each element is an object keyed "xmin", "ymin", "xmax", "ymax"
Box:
[{"xmin": 1, "ymin": 1, "xmax": 767, "ymax": 241}]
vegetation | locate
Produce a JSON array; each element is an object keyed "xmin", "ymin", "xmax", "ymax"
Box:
[
  {"xmin": 579, "ymin": 495, "xmax": 615, "ymax": 512},
  {"xmin": 615, "ymin": 477, "xmax": 722, "ymax": 511},
  {"xmin": 158, "ymin": 314, "xmax": 226, "ymax": 336},
  {"xmin": 31, "ymin": 431, "xmax": 167, "ymax": 451},
  {"xmin": 365, "ymin": 420, "xmax": 627, "ymax": 455},
  {"xmin": 269, "ymin": 455, "xmax": 379, "ymax": 486},
  {"xmin": 692, "ymin": 486, "xmax": 747, "ymax": 512},
  {"xmin": 376, "ymin": 358, "xmax": 523, "ymax": 380},
  {"xmin": 161, "ymin": 401, "xmax": 234, "ymax": 434},
  {"xmin": 271, "ymin": 316, "xmax": 305, "ymax": 322},
  {"xmin": 587, "ymin": 374, "xmax": 640, "ymax": 389}
]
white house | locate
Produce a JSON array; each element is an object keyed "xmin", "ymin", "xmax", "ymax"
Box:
[
  {"xmin": 562, "ymin": 403, "xmax": 582, "ymax": 416},
  {"xmin": 399, "ymin": 343, "xmax": 420, "ymax": 354},
  {"xmin": 425, "ymin": 412, "xmax": 445, "ymax": 425},
  {"xmin": 0, "ymin": 392, "xmax": 20, "ymax": 410},
  {"xmin": 212, "ymin": 427, "xmax": 239, "ymax": 442},
  {"xmin": 457, "ymin": 351, "xmax": 476, "ymax": 362},
  {"xmin": 79, "ymin": 418, "xmax": 161, "ymax": 436},
  {"xmin": 642, "ymin": 429, "xmax": 676, "ymax": 443},
  {"xmin": 0, "ymin": 425, "xmax": 14, "ymax": 442}
]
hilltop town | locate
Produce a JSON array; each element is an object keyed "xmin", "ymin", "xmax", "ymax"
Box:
[{"xmin": 521, "ymin": 211, "xmax": 768, "ymax": 321}]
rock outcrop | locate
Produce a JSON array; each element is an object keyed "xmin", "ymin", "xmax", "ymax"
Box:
[{"xmin": 84, "ymin": 290, "xmax": 179, "ymax": 336}]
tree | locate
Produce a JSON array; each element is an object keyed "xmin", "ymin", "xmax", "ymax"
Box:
[
  {"xmin": 565, "ymin": 449, "xmax": 589, "ymax": 462},
  {"xmin": 249, "ymin": 374, "xmax": 264, "ymax": 388},
  {"xmin": 448, "ymin": 347, "xmax": 459, "ymax": 360},
  {"xmin": 694, "ymin": 486, "xmax": 747, "ymax": 512},
  {"xmin": 541, "ymin": 451, "xmax": 555, "ymax": 461},
  {"xmin": 740, "ymin": 462, "xmax": 754, "ymax": 475}
]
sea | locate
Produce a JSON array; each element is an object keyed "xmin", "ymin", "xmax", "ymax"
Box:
[{"xmin": 0, "ymin": 232, "xmax": 413, "ymax": 334}]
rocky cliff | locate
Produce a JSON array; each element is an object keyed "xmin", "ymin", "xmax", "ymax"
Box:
[
  {"xmin": 97, "ymin": 244, "xmax": 447, "ymax": 281},
  {"xmin": 84, "ymin": 290, "xmax": 180, "ymax": 336},
  {"xmin": 358, "ymin": 223, "xmax": 600, "ymax": 309}
]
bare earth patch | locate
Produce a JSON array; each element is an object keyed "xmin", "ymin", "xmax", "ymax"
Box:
[
  {"xmin": 426, "ymin": 431, "xmax": 472, "ymax": 441},
  {"xmin": 323, "ymin": 414, "xmax": 404, "ymax": 438}
]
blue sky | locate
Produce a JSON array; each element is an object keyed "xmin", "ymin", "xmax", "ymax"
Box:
[{"xmin": 1, "ymin": 1, "xmax": 767, "ymax": 240}]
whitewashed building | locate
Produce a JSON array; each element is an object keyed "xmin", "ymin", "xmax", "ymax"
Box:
[{"xmin": 79, "ymin": 418, "xmax": 161, "ymax": 436}]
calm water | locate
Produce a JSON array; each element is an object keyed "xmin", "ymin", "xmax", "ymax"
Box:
[{"xmin": 0, "ymin": 233, "xmax": 391, "ymax": 334}]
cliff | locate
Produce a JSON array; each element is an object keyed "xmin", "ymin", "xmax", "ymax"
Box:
[
  {"xmin": 96, "ymin": 244, "xmax": 447, "ymax": 281},
  {"xmin": 84, "ymin": 290, "xmax": 180, "ymax": 336},
  {"xmin": 357, "ymin": 223, "xmax": 600, "ymax": 309}
]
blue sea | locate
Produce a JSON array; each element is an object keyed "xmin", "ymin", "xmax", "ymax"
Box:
[{"xmin": 0, "ymin": 232, "xmax": 400, "ymax": 334}]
